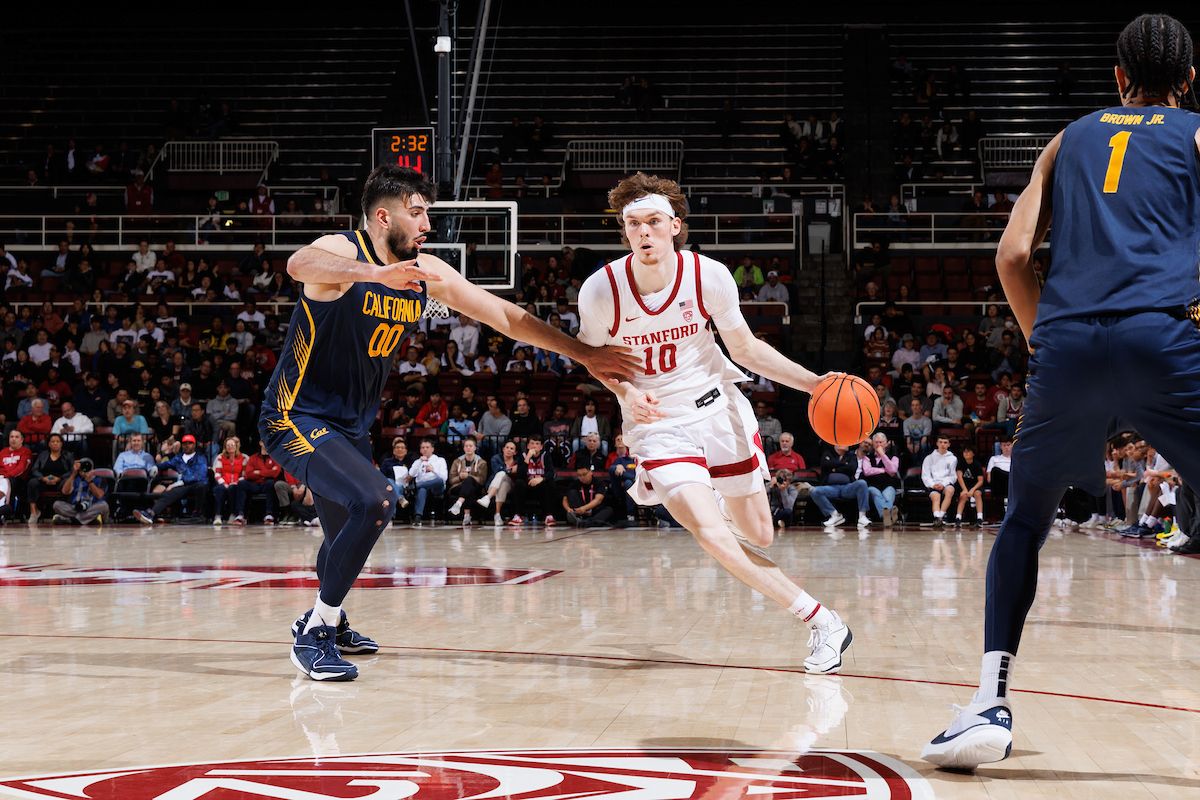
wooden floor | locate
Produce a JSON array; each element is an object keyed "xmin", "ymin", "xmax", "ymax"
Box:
[{"xmin": 1, "ymin": 519, "xmax": 1198, "ymax": 799}]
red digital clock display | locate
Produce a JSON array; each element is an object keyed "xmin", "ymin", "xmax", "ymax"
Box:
[{"xmin": 371, "ymin": 127, "xmax": 435, "ymax": 180}]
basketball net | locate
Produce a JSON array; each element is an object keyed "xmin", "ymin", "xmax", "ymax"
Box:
[{"xmin": 422, "ymin": 295, "xmax": 451, "ymax": 319}]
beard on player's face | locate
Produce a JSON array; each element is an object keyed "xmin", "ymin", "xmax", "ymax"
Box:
[{"xmin": 385, "ymin": 226, "xmax": 420, "ymax": 262}]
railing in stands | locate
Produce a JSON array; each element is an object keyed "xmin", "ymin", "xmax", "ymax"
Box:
[
  {"xmin": 978, "ymin": 135, "xmax": 1053, "ymax": 172},
  {"xmin": 519, "ymin": 212, "xmax": 797, "ymax": 250},
  {"xmin": 149, "ymin": 140, "xmax": 279, "ymax": 182},
  {"xmin": 852, "ymin": 212, "xmax": 1052, "ymax": 250},
  {"xmin": 0, "ymin": 214, "xmax": 356, "ymax": 249},
  {"xmin": 0, "ymin": 185, "xmax": 127, "ymax": 203},
  {"xmin": 900, "ymin": 182, "xmax": 983, "ymax": 204},
  {"xmin": 853, "ymin": 300, "xmax": 1011, "ymax": 319},
  {"xmin": 565, "ymin": 139, "xmax": 684, "ymax": 177}
]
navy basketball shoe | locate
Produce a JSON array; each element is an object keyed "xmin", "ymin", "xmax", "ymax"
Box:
[
  {"xmin": 291, "ymin": 625, "xmax": 358, "ymax": 682},
  {"xmin": 291, "ymin": 609, "xmax": 379, "ymax": 654},
  {"xmin": 922, "ymin": 700, "xmax": 1013, "ymax": 768}
]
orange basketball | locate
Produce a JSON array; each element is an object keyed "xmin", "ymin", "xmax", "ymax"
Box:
[{"xmin": 807, "ymin": 374, "xmax": 881, "ymax": 447}]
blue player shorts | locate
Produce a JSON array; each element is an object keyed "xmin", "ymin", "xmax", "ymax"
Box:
[
  {"xmin": 259, "ymin": 410, "xmax": 370, "ymax": 484},
  {"xmin": 1016, "ymin": 312, "xmax": 1200, "ymax": 493}
]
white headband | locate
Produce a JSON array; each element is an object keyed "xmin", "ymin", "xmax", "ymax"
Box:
[{"xmin": 622, "ymin": 193, "xmax": 676, "ymax": 220}]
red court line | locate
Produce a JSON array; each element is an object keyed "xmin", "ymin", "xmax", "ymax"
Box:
[{"xmin": 7, "ymin": 631, "xmax": 1198, "ymax": 715}]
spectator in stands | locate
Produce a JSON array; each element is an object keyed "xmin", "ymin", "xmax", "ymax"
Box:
[
  {"xmin": 379, "ymin": 437, "xmax": 413, "ymax": 508},
  {"xmin": 444, "ymin": 404, "xmax": 477, "ymax": 445},
  {"xmin": 767, "ymin": 432, "xmax": 806, "ymax": 478},
  {"xmin": 953, "ymin": 445, "xmax": 985, "ymax": 527},
  {"xmin": 409, "ymin": 438, "xmax": 448, "ymax": 525},
  {"xmin": 768, "ymin": 469, "xmax": 800, "ymax": 529},
  {"xmin": 919, "ymin": 330, "xmax": 947, "ymax": 366},
  {"xmin": 182, "ymin": 402, "xmax": 215, "ymax": 457},
  {"xmin": 135, "ymin": 434, "xmax": 209, "ymax": 524},
  {"xmin": 904, "ymin": 398, "xmax": 933, "ymax": 456},
  {"xmin": 505, "ymin": 346, "xmax": 533, "ymax": 373},
  {"xmin": 114, "ymin": 433, "xmax": 157, "ymax": 479},
  {"xmin": 478, "ymin": 440, "xmax": 524, "ymax": 524},
  {"xmin": 570, "ymin": 398, "xmax": 612, "ymax": 455},
  {"xmin": 891, "ymin": 333, "xmax": 921, "ymax": 376},
  {"xmin": 447, "ymin": 436, "xmax": 488, "ymax": 524},
  {"xmin": 986, "ymin": 439, "xmax": 1013, "ymax": 513},
  {"xmin": 274, "ymin": 470, "xmax": 318, "ymax": 526},
  {"xmin": 212, "ymin": 436, "xmax": 248, "ymax": 526},
  {"xmin": 733, "ymin": 256, "xmax": 764, "ymax": 290},
  {"xmin": 6, "ymin": 259, "xmax": 32, "ymax": 290},
  {"xmin": 451, "ymin": 313, "xmax": 480, "ymax": 358},
  {"xmin": 27, "ymin": 433, "xmax": 73, "ymax": 522},
  {"xmin": 41, "ymin": 240, "xmax": 72, "ymax": 280},
  {"xmin": 756, "ymin": 270, "xmax": 789, "ymax": 304},
  {"xmin": 996, "ymin": 383, "xmax": 1024, "ymax": 437},
  {"xmin": 414, "ymin": 390, "xmax": 448, "ymax": 430},
  {"xmin": 754, "ymin": 400, "xmax": 783, "ymax": 451},
  {"xmin": 864, "ymin": 328, "xmax": 891, "ymax": 368},
  {"xmin": 147, "ymin": 400, "xmax": 176, "ymax": 445},
  {"xmin": 74, "ymin": 374, "xmax": 107, "ymax": 426},
  {"xmin": 249, "ymin": 185, "xmax": 275, "ymax": 219},
  {"xmin": 441, "ymin": 340, "xmax": 468, "ymax": 373},
  {"xmin": 472, "ymin": 352, "xmax": 498, "ymax": 373},
  {"xmin": 573, "ymin": 433, "xmax": 607, "ymax": 474},
  {"xmin": 935, "ymin": 120, "xmax": 959, "ymax": 158},
  {"xmin": 921, "ymin": 435, "xmax": 958, "ymax": 527},
  {"xmin": 28, "ymin": 329, "xmax": 52, "ymax": 365},
  {"xmin": 171, "ymin": 383, "xmax": 195, "ymax": 419},
  {"xmin": 205, "ymin": 381, "xmax": 239, "ymax": 442},
  {"xmin": 0, "ymin": 429, "xmax": 32, "ymax": 520},
  {"xmin": 131, "ymin": 239, "xmax": 157, "ymax": 274},
  {"xmin": 606, "ymin": 434, "xmax": 638, "ymax": 525},
  {"xmin": 109, "ymin": 316, "xmax": 140, "ymax": 348},
  {"xmin": 518, "ymin": 435, "xmax": 557, "ymax": 526},
  {"xmin": 931, "ymin": 385, "xmax": 963, "ymax": 432},
  {"xmin": 51, "ymin": 400, "xmax": 93, "ymax": 448},
  {"xmin": 80, "ymin": 319, "xmax": 107, "ymax": 357},
  {"xmin": 50, "ymin": 458, "xmax": 110, "ymax": 526},
  {"xmin": 563, "ymin": 462, "xmax": 612, "ymax": 527},
  {"xmin": 509, "ymin": 397, "xmax": 541, "ymax": 443},
  {"xmin": 112, "ymin": 399, "xmax": 150, "ymax": 437},
  {"xmin": 18, "ymin": 398, "xmax": 52, "ymax": 445},
  {"xmin": 398, "ymin": 346, "xmax": 428, "ymax": 388},
  {"xmin": 876, "ymin": 399, "xmax": 903, "ymax": 445},
  {"xmin": 809, "ymin": 444, "xmax": 871, "ymax": 528},
  {"xmin": 542, "ymin": 403, "xmax": 573, "ymax": 463},
  {"xmin": 962, "ymin": 380, "xmax": 998, "ymax": 436}
]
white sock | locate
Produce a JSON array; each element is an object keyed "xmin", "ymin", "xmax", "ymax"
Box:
[
  {"xmin": 934, "ymin": 510, "xmax": 944, "ymax": 519},
  {"xmin": 973, "ymin": 650, "xmax": 1015, "ymax": 705},
  {"xmin": 788, "ymin": 591, "xmax": 833, "ymax": 626},
  {"xmin": 1146, "ymin": 515, "xmax": 1159, "ymax": 527},
  {"xmin": 304, "ymin": 596, "xmax": 342, "ymax": 633}
]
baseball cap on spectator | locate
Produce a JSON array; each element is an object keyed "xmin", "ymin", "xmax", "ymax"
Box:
[
  {"xmin": 767, "ymin": 270, "xmax": 779, "ymax": 278},
  {"xmin": 181, "ymin": 434, "xmax": 196, "ymax": 444},
  {"xmin": 180, "ymin": 383, "xmax": 192, "ymax": 391},
  {"xmin": 901, "ymin": 333, "xmax": 914, "ymax": 342}
]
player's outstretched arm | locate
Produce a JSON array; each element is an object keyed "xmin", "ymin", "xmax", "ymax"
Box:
[
  {"xmin": 286, "ymin": 234, "xmax": 441, "ymax": 301},
  {"xmin": 997, "ymin": 131, "xmax": 1062, "ymax": 342},
  {"xmin": 720, "ymin": 321, "xmax": 833, "ymax": 395},
  {"xmin": 422, "ymin": 255, "xmax": 640, "ymax": 382}
]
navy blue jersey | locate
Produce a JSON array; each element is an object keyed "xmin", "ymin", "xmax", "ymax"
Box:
[
  {"xmin": 1038, "ymin": 106, "xmax": 1200, "ymax": 328},
  {"xmin": 262, "ymin": 231, "xmax": 425, "ymax": 451}
]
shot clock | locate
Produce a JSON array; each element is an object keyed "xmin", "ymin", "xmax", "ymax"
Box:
[{"xmin": 371, "ymin": 127, "xmax": 435, "ymax": 180}]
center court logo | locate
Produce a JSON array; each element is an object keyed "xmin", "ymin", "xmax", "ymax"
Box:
[
  {"xmin": 0, "ymin": 565, "xmax": 560, "ymax": 590},
  {"xmin": 0, "ymin": 749, "xmax": 933, "ymax": 799}
]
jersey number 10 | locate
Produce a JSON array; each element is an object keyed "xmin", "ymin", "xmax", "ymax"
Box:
[
  {"xmin": 643, "ymin": 343, "xmax": 678, "ymax": 376},
  {"xmin": 1104, "ymin": 131, "xmax": 1132, "ymax": 194}
]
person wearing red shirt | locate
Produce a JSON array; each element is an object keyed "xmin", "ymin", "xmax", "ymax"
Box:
[
  {"xmin": 17, "ymin": 399, "xmax": 52, "ymax": 447},
  {"xmin": 0, "ymin": 429, "xmax": 34, "ymax": 519},
  {"xmin": 767, "ymin": 432, "xmax": 807, "ymax": 478},
  {"xmin": 241, "ymin": 440, "xmax": 283, "ymax": 524},
  {"xmin": 962, "ymin": 380, "xmax": 999, "ymax": 435},
  {"xmin": 212, "ymin": 436, "xmax": 248, "ymax": 525},
  {"xmin": 414, "ymin": 390, "xmax": 449, "ymax": 429}
]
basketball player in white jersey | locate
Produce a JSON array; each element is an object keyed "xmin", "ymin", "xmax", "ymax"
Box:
[{"xmin": 577, "ymin": 173, "xmax": 853, "ymax": 673}]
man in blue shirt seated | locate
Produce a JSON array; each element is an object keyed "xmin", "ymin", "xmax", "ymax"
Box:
[
  {"xmin": 113, "ymin": 433, "xmax": 158, "ymax": 479},
  {"xmin": 133, "ymin": 433, "xmax": 209, "ymax": 524},
  {"xmin": 50, "ymin": 458, "xmax": 110, "ymax": 526}
]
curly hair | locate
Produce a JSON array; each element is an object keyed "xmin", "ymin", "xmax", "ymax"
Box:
[
  {"xmin": 608, "ymin": 172, "xmax": 689, "ymax": 249},
  {"xmin": 1116, "ymin": 13, "xmax": 1194, "ymax": 105}
]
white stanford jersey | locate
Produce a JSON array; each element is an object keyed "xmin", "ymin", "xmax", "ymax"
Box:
[{"xmin": 578, "ymin": 249, "xmax": 749, "ymax": 426}]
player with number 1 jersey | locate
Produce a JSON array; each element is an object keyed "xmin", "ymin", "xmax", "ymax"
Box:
[{"xmin": 577, "ymin": 172, "xmax": 853, "ymax": 675}]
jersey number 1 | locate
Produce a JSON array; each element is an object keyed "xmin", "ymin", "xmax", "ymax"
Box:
[{"xmin": 1103, "ymin": 130, "xmax": 1132, "ymax": 194}]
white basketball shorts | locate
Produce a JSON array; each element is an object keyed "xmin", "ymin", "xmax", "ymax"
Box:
[{"xmin": 626, "ymin": 386, "xmax": 769, "ymax": 506}]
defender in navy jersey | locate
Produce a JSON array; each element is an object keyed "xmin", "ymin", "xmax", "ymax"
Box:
[
  {"xmin": 925, "ymin": 14, "xmax": 1200, "ymax": 768},
  {"xmin": 244, "ymin": 165, "xmax": 636, "ymax": 682}
]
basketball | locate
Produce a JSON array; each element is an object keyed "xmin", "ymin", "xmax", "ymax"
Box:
[{"xmin": 807, "ymin": 374, "xmax": 881, "ymax": 447}]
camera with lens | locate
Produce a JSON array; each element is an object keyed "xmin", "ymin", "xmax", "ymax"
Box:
[{"xmin": 78, "ymin": 458, "xmax": 94, "ymax": 473}]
